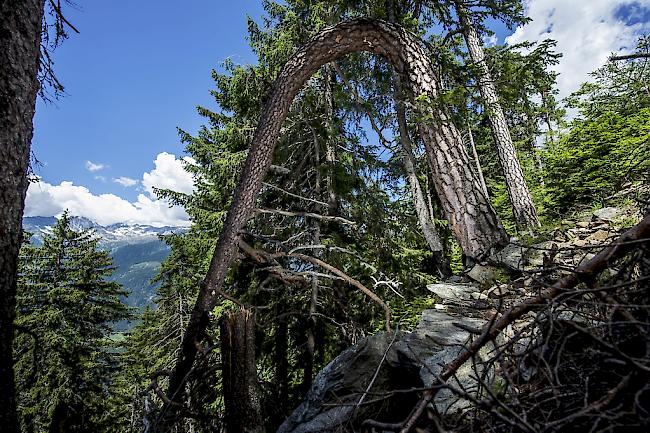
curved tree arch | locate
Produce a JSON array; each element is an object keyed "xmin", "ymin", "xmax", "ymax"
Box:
[{"xmin": 163, "ymin": 18, "xmax": 508, "ymax": 418}]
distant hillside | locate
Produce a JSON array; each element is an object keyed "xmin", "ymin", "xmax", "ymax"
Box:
[{"xmin": 22, "ymin": 216, "xmax": 185, "ymax": 312}]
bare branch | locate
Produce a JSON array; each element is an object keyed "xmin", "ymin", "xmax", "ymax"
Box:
[
  {"xmin": 609, "ymin": 52, "xmax": 650, "ymax": 61},
  {"xmin": 254, "ymin": 207, "xmax": 357, "ymax": 226},
  {"xmin": 398, "ymin": 213, "xmax": 650, "ymax": 432}
]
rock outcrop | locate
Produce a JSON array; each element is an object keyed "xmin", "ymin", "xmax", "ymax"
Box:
[
  {"xmin": 278, "ymin": 199, "xmax": 646, "ymax": 433},
  {"xmin": 277, "ymin": 304, "xmax": 490, "ymax": 433}
]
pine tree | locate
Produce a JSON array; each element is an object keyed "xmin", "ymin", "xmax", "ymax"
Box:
[
  {"xmin": 14, "ymin": 212, "xmax": 130, "ymax": 433},
  {"xmin": 545, "ymin": 36, "xmax": 650, "ymax": 213}
]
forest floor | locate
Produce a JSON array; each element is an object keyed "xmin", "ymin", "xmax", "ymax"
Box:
[{"xmin": 279, "ymin": 182, "xmax": 650, "ymax": 432}]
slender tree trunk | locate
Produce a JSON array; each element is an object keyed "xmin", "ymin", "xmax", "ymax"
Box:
[
  {"xmin": 303, "ymin": 97, "xmax": 325, "ymax": 393},
  {"xmin": 467, "ymin": 128, "xmax": 489, "ymax": 198},
  {"xmin": 220, "ymin": 308, "xmax": 264, "ymax": 433},
  {"xmin": 0, "ymin": 1, "xmax": 45, "ymax": 431},
  {"xmin": 539, "ymin": 89, "xmax": 556, "ymax": 144},
  {"xmin": 272, "ymin": 293, "xmax": 288, "ymax": 429},
  {"xmin": 165, "ymin": 19, "xmax": 507, "ymax": 422},
  {"xmin": 455, "ymin": 2, "xmax": 540, "ymax": 230},
  {"xmin": 324, "ymin": 68, "xmax": 339, "ymax": 216},
  {"xmin": 393, "ymin": 75, "xmax": 451, "ymax": 278},
  {"xmin": 274, "ymin": 311, "xmax": 288, "ymax": 419}
]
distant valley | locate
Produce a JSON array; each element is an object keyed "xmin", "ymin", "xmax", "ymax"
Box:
[{"xmin": 22, "ymin": 216, "xmax": 185, "ymax": 312}]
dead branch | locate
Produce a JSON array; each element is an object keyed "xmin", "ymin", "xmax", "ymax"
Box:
[
  {"xmin": 397, "ymin": 214, "xmax": 650, "ymax": 432},
  {"xmin": 254, "ymin": 207, "xmax": 357, "ymax": 226},
  {"xmin": 48, "ymin": 0, "xmax": 80, "ymax": 34},
  {"xmin": 609, "ymin": 52, "xmax": 650, "ymax": 61},
  {"xmin": 282, "ymin": 252, "xmax": 392, "ymax": 331},
  {"xmin": 238, "ymin": 239, "xmax": 392, "ymax": 330},
  {"xmin": 262, "ymin": 182, "xmax": 329, "ymax": 207}
]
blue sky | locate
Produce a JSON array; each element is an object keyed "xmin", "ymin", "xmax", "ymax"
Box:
[
  {"xmin": 25, "ymin": 0, "xmax": 650, "ymax": 226},
  {"xmin": 32, "ymin": 1, "xmax": 264, "ymax": 202}
]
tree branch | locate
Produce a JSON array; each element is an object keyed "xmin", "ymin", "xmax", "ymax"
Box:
[
  {"xmin": 254, "ymin": 207, "xmax": 357, "ymax": 226},
  {"xmin": 609, "ymin": 52, "xmax": 650, "ymax": 61},
  {"xmin": 397, "ymin": 213, "xmax": 650, "ymax": 432}
]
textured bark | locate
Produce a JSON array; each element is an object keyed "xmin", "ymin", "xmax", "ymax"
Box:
[
  {"xmin": 393, "ymin": 76, "xmax": 451, "ymax": 277},
  {"xmin": 467, "ymin": 128, "xmax": 489, "ymax": 199},
  {"xmin": 0, "ymin": 1, "xmax": 45, "ymax": 431},
  {"xmin": 456, "ymin": 2, "xmax": 540, "ymax": 230},
  {"xmin": 165, "ymin": 18, "xmax": 507, "ymax": 419},
  {"xmin": 220, "ymin": 308, "xmax": 264, "ymax": 433}
]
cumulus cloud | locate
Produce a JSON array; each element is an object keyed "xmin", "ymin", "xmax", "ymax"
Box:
[
  {"xmin": 85, "ymin": 160, "xmax": 107, "ymax": 172},
  {"xmin": 483, "ymin": 34, "xmax": 498, "ymax": 47},
  {"xmin": 113, "ymin": 176, "xmax": 138, "ymax": 187},
  {"xmin": 26, "ymin": 153, "xmax": 196, "ymax": 227},
  {"xmin": 142, "ymin": 152, "xmax": 195, "ymax": 195},
  {"xmin": 505, "ymin": 0, "xmax": 650, "ymax": 100}
]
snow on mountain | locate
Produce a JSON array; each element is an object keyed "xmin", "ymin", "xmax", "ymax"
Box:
[
  {"xmin": 22, "ymin": 216, "xmax": 187, "ymax": 323},
  {"xmin": 23, "ymin": 215, "xmax": 181, "ymax": 247}
]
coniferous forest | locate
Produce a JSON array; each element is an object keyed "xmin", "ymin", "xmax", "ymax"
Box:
[{"xmin": 1, "ymin": 1, "xmax": 649, "ymax": 432}]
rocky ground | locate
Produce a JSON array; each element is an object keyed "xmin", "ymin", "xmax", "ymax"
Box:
[{"xmin": 277, "ymin": 187, "xmax": 648, "ymax": 433}]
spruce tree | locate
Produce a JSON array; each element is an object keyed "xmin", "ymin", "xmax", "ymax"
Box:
[{"xmin": 14, "ymin": 212, "xmax": 130, "ymax": 433}]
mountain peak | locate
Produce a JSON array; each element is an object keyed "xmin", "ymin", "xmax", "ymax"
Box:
[{"xmin": 23, "ymin": 215, "xmax": 186, "ymax": 247}]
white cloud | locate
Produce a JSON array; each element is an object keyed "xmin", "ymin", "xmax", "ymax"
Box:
[
  {"xmin": 142, "ymin": 152, "xmax": 195, "ymax": 196},
  {"xmin": 483, "ymin": 34, "xmax": 498, "ymax": 47},
  {"xmin": 85, "ymin": 160, "xmax": 107, "ymax": 172},
  {"xmin": 113, "ymin": 176, "xmax": 138, "ymax": 187},
  {"xmin": 505, "ymin": 0, "xmax": 650, "ymax": 100},
  {"xmin": 26, "ymin": 153, "xmax": 197, "ymax": 227}
]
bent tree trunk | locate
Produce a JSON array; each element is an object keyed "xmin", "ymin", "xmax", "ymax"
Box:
[
  {"xmin": 0, "ymin": 1, "xmax": 45, "ymax": 431},
  {"xmin": 164, "ymin": 18, "xmax": 507, "ymax": 422},
  {"xmin": 455, "ymin": 2, "xmax": 541, "ymax": 230}
]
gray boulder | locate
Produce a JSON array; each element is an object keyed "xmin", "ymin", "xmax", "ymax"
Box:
[
  {"xmin": 427, "ymin": 282, "xmax": 478, "ymax": 301},
  {"xmin": 277, "ymin": 311, "xmax": 490, "ymax": 433},
  {"xmin": 592, "ymin": 207, "xmax": 621, "ymax": 222}
]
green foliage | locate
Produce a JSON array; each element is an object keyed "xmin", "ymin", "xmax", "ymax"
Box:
[
  {"xmin": 545, "ymin": 108, "xmax": 650, "ymax": 214},
  {"xmin": 14, "ymin": 212, "xmax": 130, "ymax": 433},
  {"xmin": 544, "ymin": 39, "xmax": 650, "ymax": 215},
  {"xmin": 110, "ymin": 2, "xmax": 650, "ymax": 431}
]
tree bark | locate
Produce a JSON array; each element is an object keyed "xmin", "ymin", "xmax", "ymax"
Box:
[
  {"xmin": 0, "ymin": 1, "xmax": 45, "ymax": 431},
  {"xmin": 455, "ymin": 2, "xmax": 541, "ymax": 230},
  {"xmin": 393, "ymin": 75, "xmax": 451, "ymax": 278},
  {"xmin": 164, "ymin": 18, "xmax": 507, "ymax": 421},
  {"xmin": 467, "ymin": 128, "xmax": 489, "ymax": 198},
  {"xmin": 220, "ymin": 308, "xmax": 264, "ymax": 433},
  {"xmin": 323, "ymin": 68, "xmax": 339, "ymax": 216}
]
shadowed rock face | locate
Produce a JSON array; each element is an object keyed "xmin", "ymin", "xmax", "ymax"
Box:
[{"xmin": 277, "ymin": 310, "xmax": 489, "ymax": 433}]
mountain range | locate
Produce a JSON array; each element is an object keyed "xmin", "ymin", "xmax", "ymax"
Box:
[{"xmin": 22, "ymin": 216, "xmax": 185, "ymax": 313}]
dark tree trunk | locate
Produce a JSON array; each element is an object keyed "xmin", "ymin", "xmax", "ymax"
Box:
[
  {"xmin": 221, "ymin": 308, "xmax": 264, "ymax": 433},
  {"xmin": 0, "ymin": 1, "xmax": 45, "ymax": 431},
  {"xmin": 164, "ymin": 19, "xmax": 508, "ymax": 424},
  {"xmin": 455, "ymin": 2, "xmax": 540, "ymax": 231},
  {"xmin": 273, "ymin": 312, "xmax": 288, "ymax": 421}
]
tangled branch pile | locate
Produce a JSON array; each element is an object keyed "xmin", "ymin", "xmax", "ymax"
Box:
[{"xmin": 424, "ymin": 219, "xmax": 650, "ymax": 432}]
